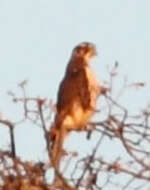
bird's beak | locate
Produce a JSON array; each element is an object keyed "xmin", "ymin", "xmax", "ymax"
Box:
[{"xmin": 91, "ymin": 47, "xmax": 97, "ymax": 57}]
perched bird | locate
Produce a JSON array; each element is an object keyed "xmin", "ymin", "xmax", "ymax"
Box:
[{"xmin": 50, "ymin": 42, "xmax": 101, "ymax": 168}]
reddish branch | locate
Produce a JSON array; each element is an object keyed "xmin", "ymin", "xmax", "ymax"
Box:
[{"xmin": 0, "ymin": 65, "xmax": 149, "ymax": 189}]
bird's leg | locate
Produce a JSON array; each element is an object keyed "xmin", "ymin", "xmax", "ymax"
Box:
[{"xmin": 86, "ymin": 123, "xmax": 94, "ymax": 139}]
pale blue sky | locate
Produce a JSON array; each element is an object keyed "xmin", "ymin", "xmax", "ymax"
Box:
[{"xmin": 0, "ymin": 0, "xmax": 150, "ymax": 162}]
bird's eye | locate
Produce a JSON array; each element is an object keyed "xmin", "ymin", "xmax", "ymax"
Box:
[{"xmin": 75, "ymin": 47, "xmax": 81, "ymax": 53}]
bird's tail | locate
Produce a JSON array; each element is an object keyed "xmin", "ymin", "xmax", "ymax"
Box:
[{"xmin": 50, "ymin": 125, "xmax": 68, "ymax": 169}]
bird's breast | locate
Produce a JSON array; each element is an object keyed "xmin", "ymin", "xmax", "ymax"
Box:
[{"xmin": 85, "ymin": 66, "xmax": 100, "ymax": 107}]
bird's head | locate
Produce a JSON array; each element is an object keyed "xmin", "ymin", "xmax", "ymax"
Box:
[{"xmin": 72, "ymin": 42, "xmax": 97, "ymax": 62}]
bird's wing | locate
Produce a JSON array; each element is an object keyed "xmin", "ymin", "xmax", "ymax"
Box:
[{"xmin": 56, "ymin": 67, "xmax": 91, "ymax": 114}]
